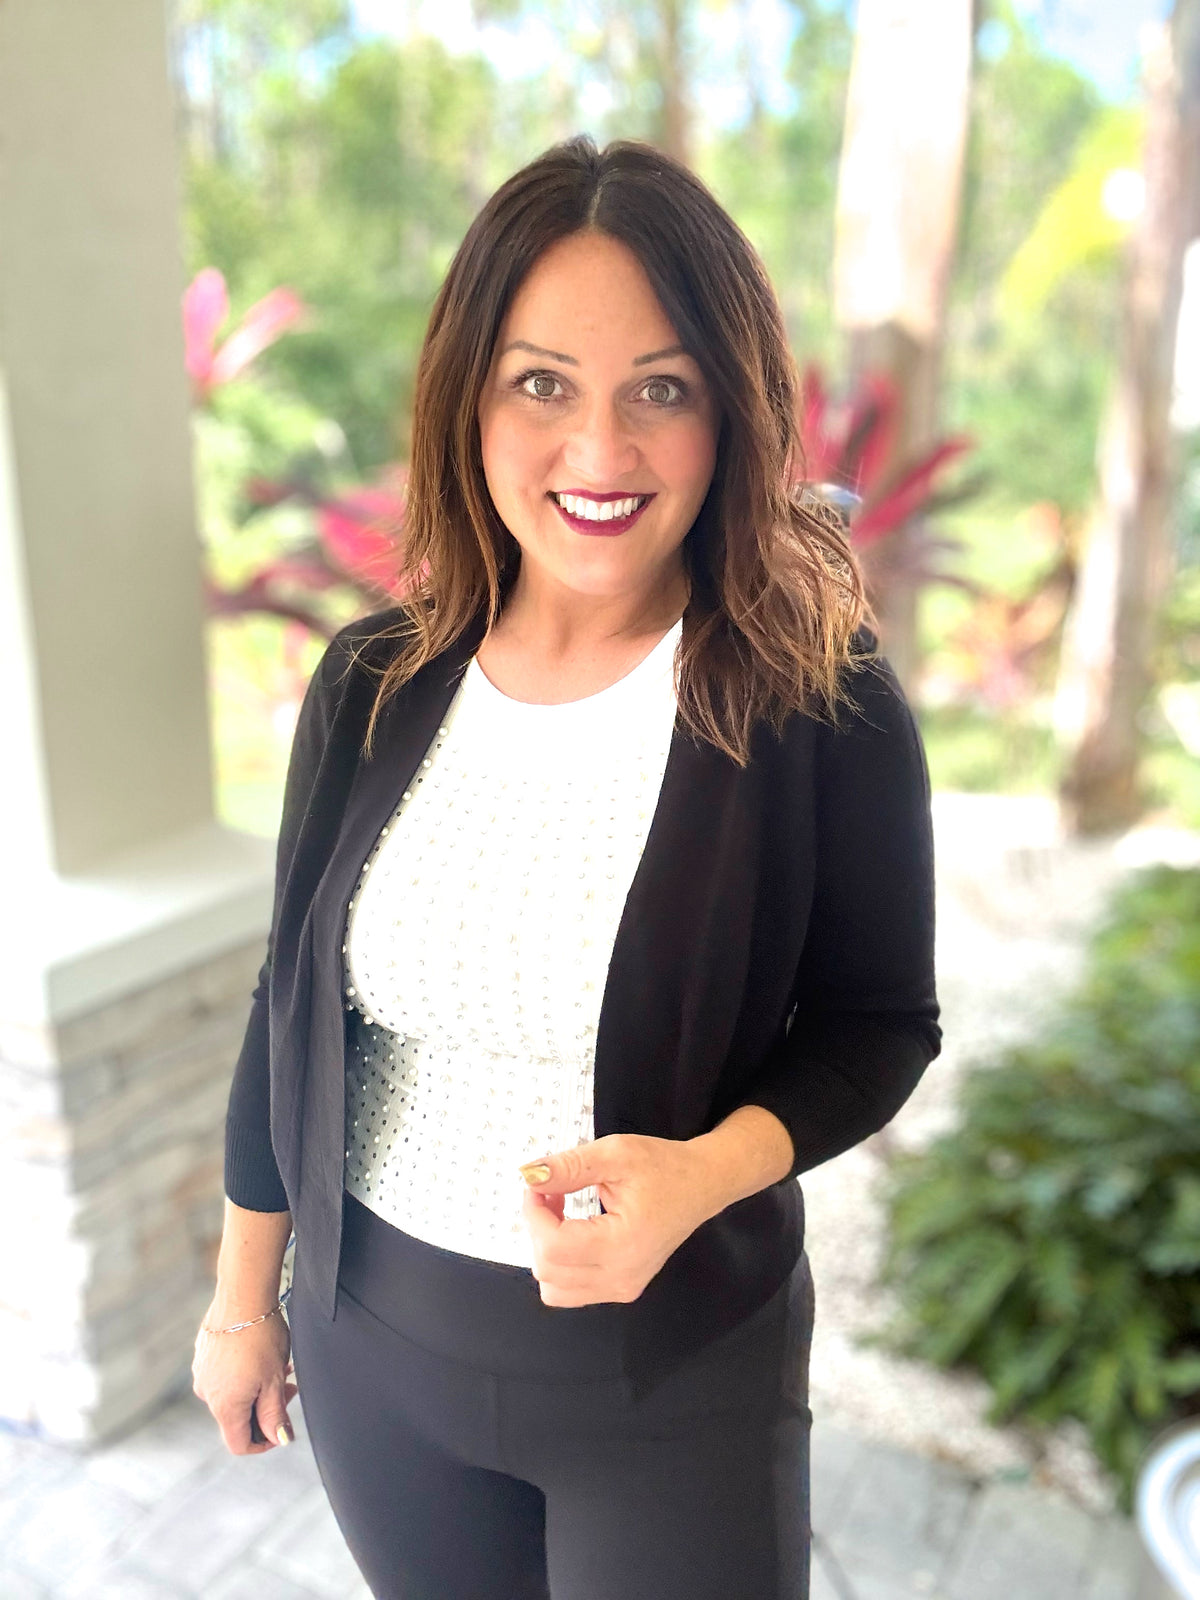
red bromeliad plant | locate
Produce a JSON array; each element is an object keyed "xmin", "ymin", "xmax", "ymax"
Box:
[
  {"xmin": 187, "ymin": 269, "xmax": 419, "ymax": 642},
  {"xmin": 184, "ymin": 269, "xmax": 308, "ymax": 403},
  {"xmin": 795, "ymin": 363, "xmax": 980, "ymax": 589},
  {"xmin": 311, "ymin": 471, "xmax": 411, "ymax": 593},
  {"xmin": 795, "ymin": 366, "xmax": 1076, "ymax": 711},
  {"xmin": 224, "ymin": 464, "xmax": 422, "ymax": 631}
]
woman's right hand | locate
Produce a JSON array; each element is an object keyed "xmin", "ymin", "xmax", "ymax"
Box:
[{"xmin": 192, "ymin": 1296, "xmax": 298, "ymax": 1455}]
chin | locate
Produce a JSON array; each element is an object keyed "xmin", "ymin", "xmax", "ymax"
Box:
[{"xmin": 555, "ymin": 568, "xmax": 642, "ymax": 600}]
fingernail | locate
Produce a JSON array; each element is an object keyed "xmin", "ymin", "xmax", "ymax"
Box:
[
  {"xmin": 519, "ymin": 1162, "xmax": 551, "ymax": 1184},
  {"xmin": 276, "ymin": 1424, "xmax": 292, "ymax": 1447}
]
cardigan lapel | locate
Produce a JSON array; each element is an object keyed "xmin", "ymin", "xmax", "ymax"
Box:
[
  {"xmin": 593, "ymin": 719, "xmax": 770, "ymax": 1144},
  {"xmin": 289, "ymin": 616, "xmax": 483, "ymax": 1211},
  {"xmin": 299, "ymin": 611, "xmax": 774, "ymax": 1207}
]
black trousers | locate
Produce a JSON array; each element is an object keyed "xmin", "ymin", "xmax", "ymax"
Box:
[{"xmin": 288, "ymin": 1192, "xmax": 814, "ymax": 1600}]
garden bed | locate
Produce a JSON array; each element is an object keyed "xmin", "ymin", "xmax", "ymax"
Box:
[{"xmin": 803, "ymin": 791, "xmax": 1200, "ymax": 1514}]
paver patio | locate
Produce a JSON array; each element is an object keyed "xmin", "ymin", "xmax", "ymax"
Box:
[{"xmin": 0, "ymin": 1388, "xmax": 1176, "ymax": 1598}]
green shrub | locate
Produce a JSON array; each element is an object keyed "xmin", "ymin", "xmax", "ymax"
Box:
[{"xmin": 878, "ymin": 866, "xmax": 1200, "ymax": 1507}]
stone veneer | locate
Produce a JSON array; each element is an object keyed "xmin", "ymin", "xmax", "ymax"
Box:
[{"xmin": 0, "ymin": 938, "xmax": 267, "ymax": 1445}]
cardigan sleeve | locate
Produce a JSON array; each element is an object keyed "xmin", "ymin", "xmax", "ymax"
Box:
[
  {"xmin": 735, "ymin": 646, "xmax": 941, "ymax": 1183},
  {"xmin": 222, "ymin": 626, "xmax": 351, "ymax": 1212}
]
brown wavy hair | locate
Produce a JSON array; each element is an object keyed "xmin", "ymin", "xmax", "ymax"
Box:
[{"xmin": 356, "ymin": 133, "xmax": 871, "ymax": 767}]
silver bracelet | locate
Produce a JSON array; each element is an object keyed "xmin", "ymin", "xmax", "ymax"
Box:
[{"xmin": 204, "ymin": 1284, "xmax": 292, "ymax": 1335}]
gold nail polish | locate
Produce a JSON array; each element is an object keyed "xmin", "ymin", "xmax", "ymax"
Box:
[
  {"xmin": 276, "ymin": 1424, "xmax": 292, "ymax": 1447},
  {"xmin": 519, "ymin": 1162, "xmax": 551, "ymax": 1184}
]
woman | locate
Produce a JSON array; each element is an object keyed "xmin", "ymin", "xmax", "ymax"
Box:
[{"xmin": 193, "ymin": 135, "xmax": 940, "ymax": 1600}]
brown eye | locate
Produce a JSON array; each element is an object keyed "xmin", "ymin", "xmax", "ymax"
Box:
[
  {"xmin": 521, "ymin": 372, "xmax": 560, "ymax": 401},
  {"xmin": 643, "ymin": 378, "xmax": 683, "ymax": 406}
]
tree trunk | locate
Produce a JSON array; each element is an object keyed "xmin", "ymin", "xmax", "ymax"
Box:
[
  {"xmin": 657, "ymin": 0, "xmax": 689, "ymax": 165},
  {"xmin": 832, "ymin": 0, "xmax": 973, "ymax": 693},
  {"xmin": 733, "ymin": 0, "xmax": 766, "ymax": 154},
  {"xmin": 1054, "ymin": 2, "xmax": 1200, "ymax": 835}
]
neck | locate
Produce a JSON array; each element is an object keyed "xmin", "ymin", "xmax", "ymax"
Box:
[{"xmin": 497, "ymin": 562, "xmax": 689, "ymax": 659}]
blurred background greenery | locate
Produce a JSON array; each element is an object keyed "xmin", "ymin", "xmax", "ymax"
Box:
[{"xmin": 170, "ymin": 0, "xmax": 1200, "ymax": 843}]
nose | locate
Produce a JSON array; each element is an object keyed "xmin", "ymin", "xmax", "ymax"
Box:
[{"xmin": 561, "ymin": 396, "xmax": 639, "ymax": 484}]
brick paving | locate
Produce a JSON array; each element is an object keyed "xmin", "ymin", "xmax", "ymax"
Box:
[{"xmin": 0, "ymin": 1389, "xmax": 1176, "ymax": 1598}]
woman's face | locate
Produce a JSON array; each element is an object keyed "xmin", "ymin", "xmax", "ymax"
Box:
[{"xmin": 477, "ymin": 230, "xmax": 719, "ymax": 611}]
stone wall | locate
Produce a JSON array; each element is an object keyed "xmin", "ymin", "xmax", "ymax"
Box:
[{"xmin": 0, "ymin": 938, "xmax": 266, "ymax": 1445}]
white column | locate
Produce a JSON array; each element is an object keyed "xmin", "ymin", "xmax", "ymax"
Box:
[
  {"xmin": 0, "ymin": 0, "xmax": 273, "ymax": 1030},
  {"xmin": 0, "ymin": 0, "xmax": 275, "ymax": 1443}
]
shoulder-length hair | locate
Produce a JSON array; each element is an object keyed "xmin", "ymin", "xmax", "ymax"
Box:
[{"xmin": 357, "ymin": 133, "xmax": 871, "ymax": 767}]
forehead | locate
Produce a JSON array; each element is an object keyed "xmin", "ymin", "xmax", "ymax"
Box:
[{"xmin": 496, "ymin": 231, "xmax": 684, "ymax": 358}]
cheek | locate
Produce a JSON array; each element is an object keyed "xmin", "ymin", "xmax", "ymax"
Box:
[
  {"xmin": 479, "ymin": 408, "xmax": 548, "ymax": 498},
  {"xmin": 660, "ymin": 418, "xmax": 718, "ymax": 499}
]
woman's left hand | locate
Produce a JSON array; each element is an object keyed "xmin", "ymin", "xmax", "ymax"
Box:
[{"xmin": 519, "ymin": 1134, "xmax": 718, "ymax": 1307}]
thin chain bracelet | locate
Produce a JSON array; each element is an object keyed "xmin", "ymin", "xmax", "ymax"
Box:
[{"xmin": 202, "ymin": 1284, "xmax": 292, "ymax": 1335}]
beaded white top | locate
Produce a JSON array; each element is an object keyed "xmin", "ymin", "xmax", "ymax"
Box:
[{"xmin": 341, "ymin": 618, "xmax": 682, "ymax": 1267}]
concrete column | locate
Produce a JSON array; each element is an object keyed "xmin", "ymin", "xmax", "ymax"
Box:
[
  {"xmin": 0, "ymin": 0, "xmax": 275, "ymax": 1442},
  {"xmin": 0, "ymin": 0, "xmax": 215, "ymax": 875}
]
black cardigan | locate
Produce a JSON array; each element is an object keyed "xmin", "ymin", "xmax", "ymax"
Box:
[{"xmin": 224, "ymin": 604, "xmax": 940, "ymax": 1397}]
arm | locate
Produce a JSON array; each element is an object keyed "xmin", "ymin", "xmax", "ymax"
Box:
[
  {"xmin": 193, "ymin": 1199, "xmax": 297, "ymax": 1455},
  {"xmin": 201, "ymin": 618, "xmax": 386, "ymax": 1450},
  {"xmin": 728, "ymin": 647, "xmax": 941, "ymax": 1186},
  {"xmin": 686, "ymin": 1105, "xmax": 795, "ymax": 1216},
  {"xmin": 521, "ymin": 652, "xmax": 939, "ymax": 1300},
  {"xmin": 209, "ymin": 1198, "xmax": 294, "ymax": 1319},
  {"xmin": 222, "ymin": 620, "xmax": 362, "ymax": 1211}
]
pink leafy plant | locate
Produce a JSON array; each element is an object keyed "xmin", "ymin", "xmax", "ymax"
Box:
[
  {"xmin": 184, "ymin": 268, "xmax": 308, "ymax": 403},
  {"xmin": 795, "ymin": 364, "xmax": 979, "ymax": 584}
]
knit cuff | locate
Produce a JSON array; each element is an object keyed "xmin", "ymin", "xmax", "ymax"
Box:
[{"xmin": 224, "ymin": 1116, "xmax": 291, "ymax": 1213}]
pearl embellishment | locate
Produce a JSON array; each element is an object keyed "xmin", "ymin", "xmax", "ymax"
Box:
[{"xmin": 340, "ymin": 620, "xmax": 681, "ymax": 1268}]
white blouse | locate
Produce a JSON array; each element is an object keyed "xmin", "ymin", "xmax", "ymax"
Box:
[{"xmin": 341, "ymin": 618, "xmax": 682, "ymax": 1267}]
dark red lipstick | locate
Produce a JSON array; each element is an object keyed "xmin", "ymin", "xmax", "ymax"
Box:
[{"xmin": 548, "ymin": 490, "xmax": 653, "ymax": 538}]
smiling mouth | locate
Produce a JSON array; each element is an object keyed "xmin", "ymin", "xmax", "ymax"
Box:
[
  {"xmin": 548, "ymin": 491, "xmax": 653, "ymax": 537},
  {"xmin": 547, "ymin": 491, "xmax": 653, "ymax": 537},
  {"xmin": 549, "ymin": 491, "xmax": 651, "ymax": 523}
]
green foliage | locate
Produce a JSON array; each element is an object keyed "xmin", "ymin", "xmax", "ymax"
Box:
[
  {"xmin": 1162, "ymin": 441, "xmax": 1200, "ymax": 686},
  {"xmin": 1141, "ymin": 443, "xmax": 1200, "ymax": 829},
  {"xmin": 917, "ymin": 703, "xmax": 1059, "ymax": 794},
  {"xmin": 957, "ymin": 1, "xmax": 1103, "ymax": 303},
  {"xmin": 180, "ymin": 14, "xmax": 563, "ymax": 474},
  {"xmin": 945, "ymin": 2, "xmax": 1120, "ymax": 517},
  {"xmin": 177, "ymin": 0, "xmax": 1123, "ymax": 530},
  {"xmin": 193, "ymin": 379, "xmax": 330, "ymax": 576},
  {"xmin": 944, "ymin": 292, "xmax": 1116, "ymax": 513},
  {"xmin": 208, "ymin": 611, "xmax": 332, "ymax": 838},
  {"xmin": 879, "ymin": 867, "xmax": 1200, "ymax": 1507},
  {"xmin": 1000, "ymin": 107, "xmax": 1141, "ymax": 317},
  {"xmin": 699, "ymin": 0, "xmax": 852, "ymax": 366}
]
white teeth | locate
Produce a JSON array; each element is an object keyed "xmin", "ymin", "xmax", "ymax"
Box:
[{"xmin": 555, "ymin": 493, "xmax": 645, "ymax": 520}]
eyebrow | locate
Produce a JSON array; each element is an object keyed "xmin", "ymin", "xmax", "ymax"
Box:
[{"xmin": 499, "ymin": 340, "xmax": 688, "ymax": 367}]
